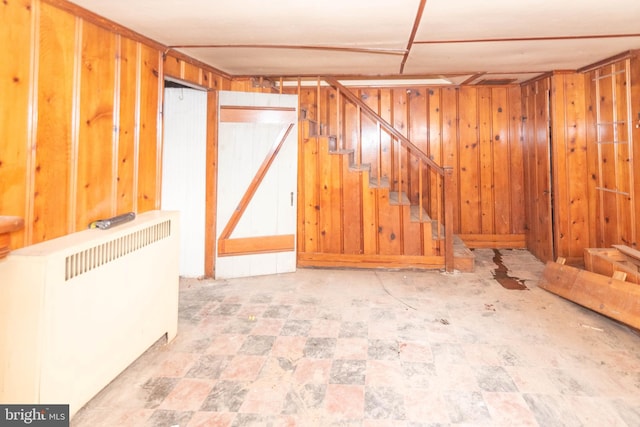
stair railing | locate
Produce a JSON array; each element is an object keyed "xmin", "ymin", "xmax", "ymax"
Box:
[{"xmin": 322, "ymin": 77, "xmax": 455, "ymax": 272}]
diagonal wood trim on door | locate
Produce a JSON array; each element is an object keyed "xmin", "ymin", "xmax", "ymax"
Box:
[{"xmin": 217, "ymin": 117, "xmax": 296, "ymax": 256}]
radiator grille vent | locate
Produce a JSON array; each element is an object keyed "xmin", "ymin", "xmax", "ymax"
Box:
[{"xmin": 65, "ymin": 220, "xmax": 171, "ymax": 281}]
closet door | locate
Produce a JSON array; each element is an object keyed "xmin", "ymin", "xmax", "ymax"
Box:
[{"xmin": 215, "ymin": 91, "xmax": 298, "ymax": 279}]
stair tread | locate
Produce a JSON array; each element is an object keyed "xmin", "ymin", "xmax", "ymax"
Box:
[
  {"xmin": 409, "ymin": 205, "xmax": 433, "ymax": 222},
  {"xmin": 349, "ymin": 162, "xmax": 371, "ymax": 172},
  {"xmin": 368, "ymin": 176, "xmax": 390, "ymax": 188},
  {"xmin": 389, "ymin": 191, "xmax": 410, "ymax": 205}
]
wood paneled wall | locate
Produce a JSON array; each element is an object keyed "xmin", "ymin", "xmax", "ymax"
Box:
[
  {"xmin": 0, "ymin": 0, "xmax": 230, "ymax": 251},
  {"xmin": 585, "ymin": 56, "xmax": 640, "ymax": 251},
  {"xmin": 522, "ymin": 55, "xmax": 640, "ymax": 264},
  {"xmin": 293, "ymin": 84, "xmax": 526, "ymax": 255}
]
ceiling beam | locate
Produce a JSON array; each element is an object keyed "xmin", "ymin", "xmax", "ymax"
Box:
[
  {"xmin": 399, "ymin": 0, "xmax": 428, "ymax": 74},
  {"xmin": 414, "ymin": 33, "xmax": 640, "ymax": 45},
  {"xmin": 170, "ymin": 44, "xmax": 406, "ymax": 56}
]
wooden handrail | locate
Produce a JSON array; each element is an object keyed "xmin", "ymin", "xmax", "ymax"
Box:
[{"xmin": 323, "ymin": 77, "xmax": 445, "ymax": 176}]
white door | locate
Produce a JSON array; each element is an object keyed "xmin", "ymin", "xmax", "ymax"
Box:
[
  {"xmin": 161, "ymin": 86, "xmax": 207, "ymax": 277},
  {"xmin": 215, "ymin": 91, "xmax": 298, "ymax": 279}
]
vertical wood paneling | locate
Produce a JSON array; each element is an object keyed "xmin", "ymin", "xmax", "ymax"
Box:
[
  {"xmin": 360, "ymin": 89, "xmax": 381, "ymax": 176},
  {"xmin": 552, "ymin": 73, "xmax": 588, "ymax": 261},
  {"xmin": 427, "ymin": 89, "xmax": 442, "ymax": 216},
  {"xmin": 32, "ymin": 3, "xmax": 75, "ymax": 242},
  {"xmin": 522, "ymin": 78, "xmax": 554, "ymax": 262},
  {"xmin": 631, "ymin": 56, "xmax": 640, "ymax": 248},
  {"xmin": 75, "ymin": 21, "xmax": 116, "ymax": 230},
  {"xmin": 441, "ymin": 88, "xmax": 459, "ymax": 230},
  {"xmin": 0, "ymin": 0, "xmax": 32, "ymax": 247},
  {"xmin": 136, "ymin": 44, "xmax": 159, "ymax": 212},
  {"xmin": 392, "ymin": 88, "xmax": 408, "ymax": 195},
  {"xmin": 342, "ymin": 156, "xmax": 362, "ymax": 254},
  {"xmin": 491, "ymin": 88, "xmax": 510, "ymax": 235},
  {"xmin": 508, "ymin": 86, "xmax": 525, "ymax": 234},
  {"xmin": 379, "ymin": 89, "xmax": 392, "ymax": 184},
  {"xmin": 478, "ymin": 87, "xmax": 494, "ymax": 234},
  {"xmin": 458, "ymin": 87, "xmax": 481, "ymax": 234},
  {"xmin": 116, "ymin": 37, "xmax": 138, "ymax": 213},
  {"xmin": 408, "ymin": 88, "xmax": 427, "ymax": 204},
  {"xmin": 205, "ymin": 90, "xmax": 218, "ymax": 277},
  {"xmin": 614, "ymin": 62, "xmax": 632, "ymax": 246},
  {"xmin": 585, "ymin": 70, "xmax": 599, "ymax": 248}
]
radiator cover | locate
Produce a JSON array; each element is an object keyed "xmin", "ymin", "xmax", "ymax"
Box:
[{"xmin": 0, "ymin": 210, "xmax": 180, "ymax": 417}]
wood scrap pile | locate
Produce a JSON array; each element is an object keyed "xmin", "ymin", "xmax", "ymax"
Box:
[{"xmin": 538, "ymin": 245, "xmax": 640, "ymax": 330}]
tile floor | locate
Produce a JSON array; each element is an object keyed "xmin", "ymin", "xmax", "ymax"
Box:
[{"xmin": 72, "ymin": 249, "xmax": 640, "ymax": 426}]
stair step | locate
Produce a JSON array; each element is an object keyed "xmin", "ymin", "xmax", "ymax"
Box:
[
  {"xmin": 349, "ymin": 162, "xmax": 371, "ymax": 172},
  {"xmin": 329, "ymin": 148, "xmax": 354, "ymax": 155},
  {"xmin": 410, "ymin": 205, "xmax": 432, "ymax": 222},
  {"xmin": 389, "ymin": 191, "xmax": 410, "ymax": 205},
  {"xmin": 368, "ymin": 176, "xmax": 390, "ymax": 189}
]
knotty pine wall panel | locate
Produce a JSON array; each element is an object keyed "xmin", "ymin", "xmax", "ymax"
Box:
[
  {"xmin": 32, "ymin": 2, "xmax": 76, "ymax": 242},
  {"xmin": 458, "ymin": 87, "xmax": 482, "ymax": 235},
  {"xmin": 550, "ymin": 72, "xmax": 589, "ymax": 262},
  {"xmin": 0, "ymin": 0, "xmax": 32, "ymax": 247},
  {"xmin": 75, "ymin": 20, "xmax": 117, "ymax": 230},
  {"xmin": 136, "ymin": 44, "xmax": 161, "ymax": 213},
  {"xmin": 116, "ymin": 37, "xmax": 138, "ymax": 214},
  {"xmin": 1, "ymin": 0, "xmax": 231, "ymax": 251},
  {"xmin": 631, "ymin": 56, "xmax": 640, "ymax": 251}
]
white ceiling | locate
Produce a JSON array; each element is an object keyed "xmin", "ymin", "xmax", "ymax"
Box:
[{"xmin": 69, "ymin": 0, "xmax": 640, "ymax": 84}]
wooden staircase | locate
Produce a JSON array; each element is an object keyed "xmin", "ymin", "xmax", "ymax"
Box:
[{"xmin": 296, "ymin": 81, "xmax": 474, "ymax": 272}]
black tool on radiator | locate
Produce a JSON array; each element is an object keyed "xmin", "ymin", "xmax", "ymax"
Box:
[{"xmin": 88, "ymin": 212, "xmax": 136, "ymax": 230}]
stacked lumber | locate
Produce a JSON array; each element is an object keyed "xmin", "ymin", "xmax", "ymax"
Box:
[{"xmin": 539, "ymin": 245, "xmax": 640, "ymax": 330}]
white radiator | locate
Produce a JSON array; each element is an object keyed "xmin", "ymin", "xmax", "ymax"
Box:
[{"xmin": 0, "ymin": 210, "xmax": 180, "ymax": 417}]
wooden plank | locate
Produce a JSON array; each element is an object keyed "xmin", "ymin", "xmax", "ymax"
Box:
[
  {"xmin": 361, "ymin": 171, "xmax": 378, "ymax": 255},
  {"xmin": 116, "ymin": 37, "xmax": 138, "ymax": 214},
  {"xmin": 377, "ymin": 189, "xmax": 402, "ymax": 255},
  {"xmin": 136, "ymin": 44, "xmax": 160, "ymax": 212},
  {"xmin": 564, "ymin": 74, "xmax": 589, "ymax": 258},
  {"xmin": 583, "ymin": 247, "xmax": 640, "ymax": 284},
  {"xmin": 32, "ymin": 3, "xmax": 75, "ymax": 243},
  {"xmin": 298, "ymin": 252, "xmax": 445, "ymax": 270},
  {"xmin": 508, "ymin": 86, "xmax": 525, "ymax": 235},
  {"xmin": 426, "ymin": 88, "xmax": 442, "ymax": 218},
  {"xmin": 614, "ymin": 61, "xmax": 633, "ymax": 247},
  {"xmin": 300, "ymin": 121, "xmax": 319, "ymax": 253},
  {"xmin": 218, "ymin": 234, "xmax": 295, "ymax": 256},
  {"xmin": 317, "ymin": 136, "xmax": 342, "ymax": 254},
  {"xmin": 408, "ymin": 87, "xmax": 427, "ymax": 204},
  {"xmin": 219, "ymin": 106, "xmax": 296, "ymax": 123},
  {"xmin": 75, "ymin": 21, "xmax": 116, "ymax": 230},
  {"xmin": 539, "ymin": 261, "xmax": 640, "ymax": 330},
  {"xmin": 163, "ymin": 53, "xmax": 182, "ymax": 79},
  {"xmin": 402, "ymin": 205, "xmax": 422, "ymax": 256},
  {"xmin": 181, "ymin": 61, "xmax": 202, "ymax": 86},
  {"xmin": 441, "ymin": 87, "xmax": 459, "ymax": 232},
  {"xmin": 612, "ymin": 244, "xmax": 640, "ymax": 263},
  {"xmin": 342, "ymin": 155, "xmax": 363, "ymax": 255},
  {"xmin": 359, "ymin": 88, "xmax": 379, "ymax": 175},
  {"xmin": 0, "ymin": 0, "xmax": 32, "ymax": 248},
  {"xmin": 458, "ymin": 87, "xmax": 481, "ymax": 234},
  {"xmin": 205, "ymin": 90, "xmax": 218, "ymax": 277},
  {"xmin": 458, "ymin": 234, "xmax": 526, "ymax": 248},
  {"xmin": 584, "ymin": 71, "xmax": 599, "ymax": 248},
  {"xmin": 478, "ymin": 87, "xmax": 494, "ymax": 234},
  {"xmin": 630, "ymin": 56, "xmax": 640, "ymax": 250},
  {"xmin": 491, "ymin": 87, "xmax": 510, "ymax": 235}
]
